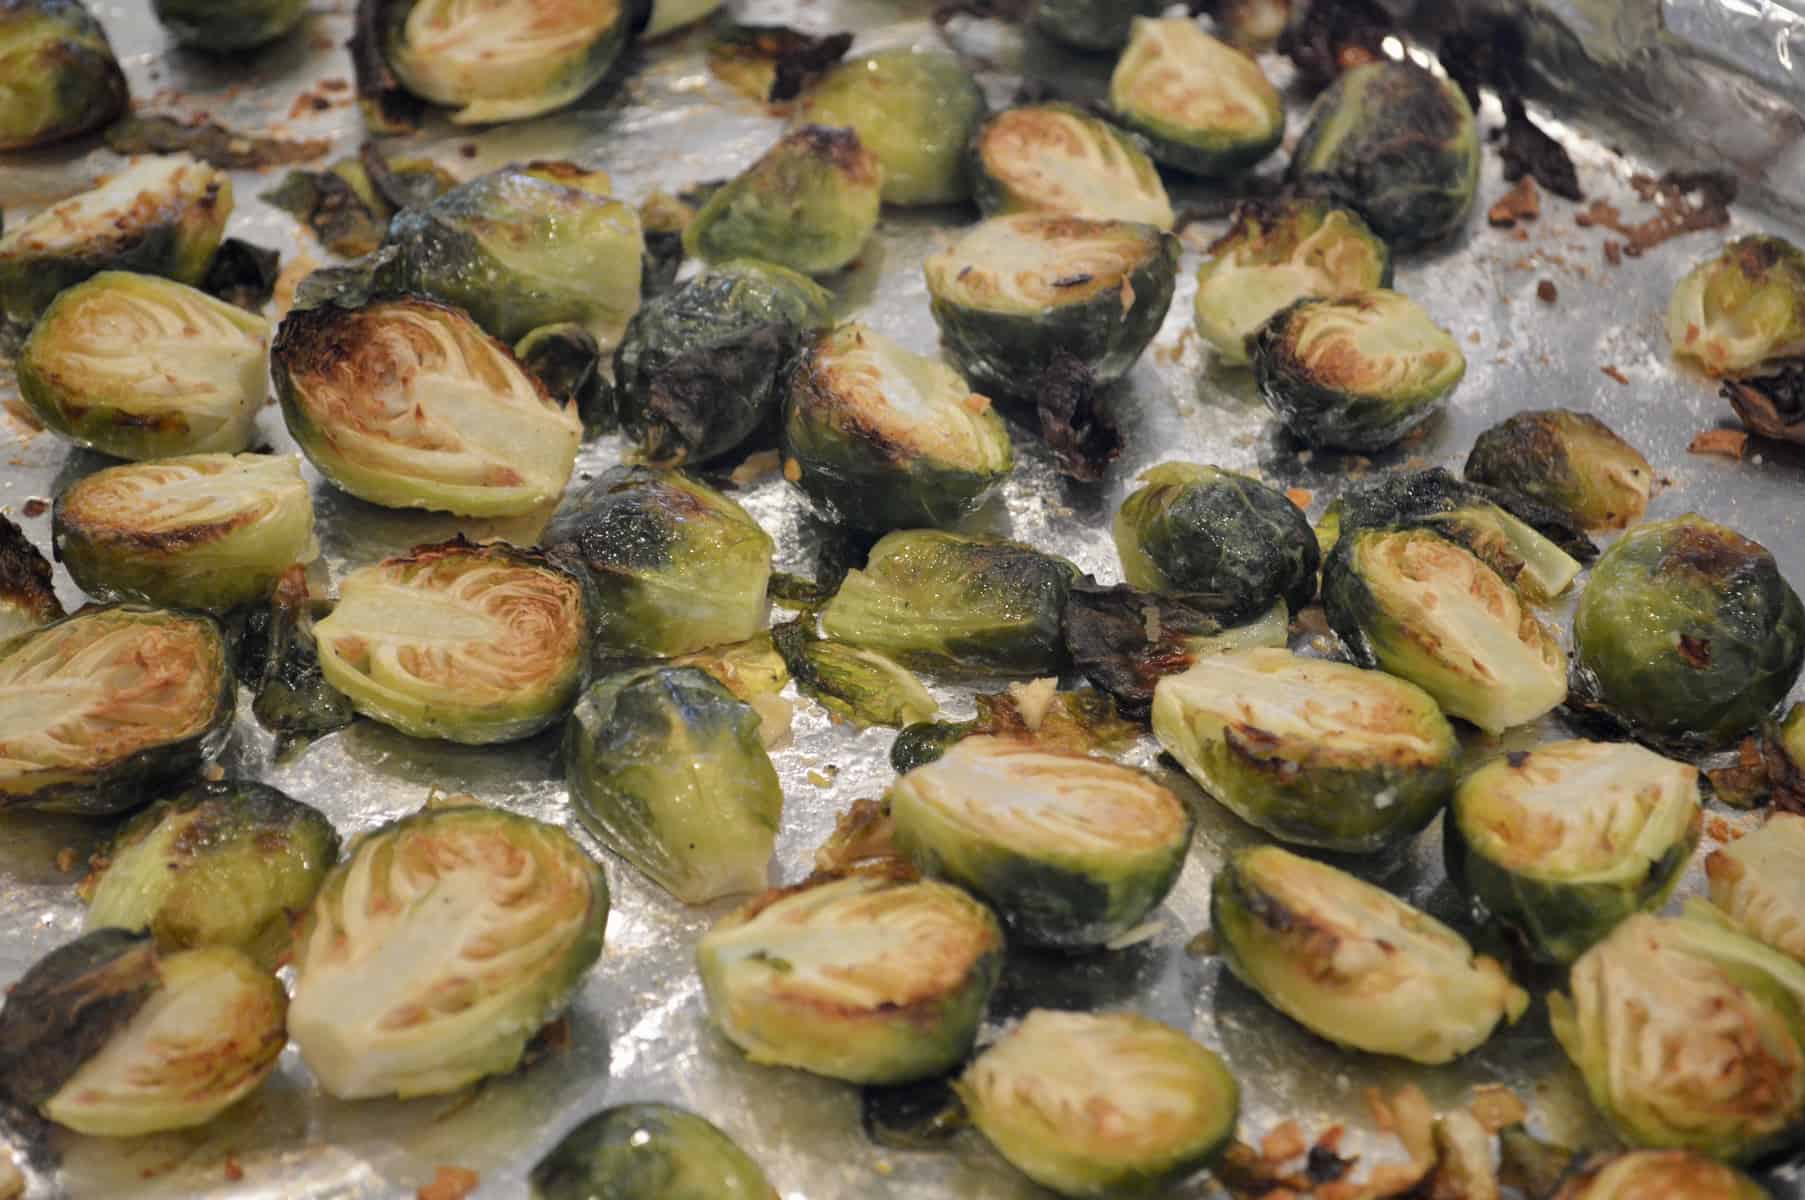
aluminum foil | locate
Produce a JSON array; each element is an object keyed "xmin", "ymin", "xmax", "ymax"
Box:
[{"xmin": 2, "ymin": 1, "xmax": 1804, "ymax": 1196}]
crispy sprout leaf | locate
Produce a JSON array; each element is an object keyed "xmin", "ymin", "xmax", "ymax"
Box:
[
  {"xmin": 708, "ymin": 22, "xmax": 853, "ymax": 103},
  {"xmin": 105, "ymin": 114, "xmax": 329, "ymax": 171}
]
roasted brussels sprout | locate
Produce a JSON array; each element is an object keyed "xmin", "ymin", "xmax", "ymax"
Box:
[
  {"xmin": 543, "ymin": 466, "xmax": 774, "ymax": 658},
  {"xmin": 1213, "ymin": 845, "xmax": 1529, "ymax": 1063},
  {"xmin": 152, "ymin": 0, "xmax": 304, "ymax": 49},
  {"xmin": 530, "ymin": 1104, "xmax": 777, "ymax": 1200},
  {"xmin": 697, "ymin": 870, "xmax": 1003, "ymax": 1084},
  {"xmin": 1447, "ymin": 740, "xmax": 1702, "ymax": 963},
  {"xmin": 1033, "ymin": 0, "xmax": 1157, "ymax": 51},
  {"xmin": 613, "ymin": 260, "xmax": 832, "ymax": 467},
  {"xmin": 1323, "ymin": 527, "xmax": 1566, "ymax": 734},
  {"xmin": 1706, "ymin": 812, "xmax": 1805, "ymax": 965},
  {"xmin": 1108, "ymin": 18, "xmax": 1283, "ymax": 177},
  {"xmin": 1550, "ymin": 911, "xmax": 1805, "ymax": 1160},
  {"xmin": 1289, "ymin": 60, "xmax": 1480, "ymax": 250},
  {"xmin": 274, "ymin": 294, "xmax": 582, "ymax": 516},
  {"xmin": 1573, "ymin": 515, "xmax": 1805, "ymax": 751},
  {"xmin": 796, "ymin": 50, "xmax": 986, "ymax": 206},
  {"xmin": 819, "ymin": 530, "xmax": 1080, "ymax": 677},
  {"xmin": 18, "ymin": 272, "xmax": 267, "ymax": 461},
  {"xmin": 1193, "ymin": 199, "xmax": 1390, "ymax": 366},
  {"xmin": 564, "ymin": 666, "xmax": 782, "ymax": 905},
  {"xmin": 0, "ymin": 155, "xmax": 231, "ymax": 327},
  {"xmin": 79, "ymin": 779, "xmax": 340, "ymax": 968},
  {"xmin": 0, "ymin": 515, "xmax": 64, "ymax": 640},
  {"xmin": 783, "ymin": 322, "xmax": 1014, "ymax": 529},
  {"xmin": 1668, "ymin": 236, "xmax": 1805, "ymax": 377},
  {"xmin": 971, "ymin": 103, "xmax": 1174, "ymax": 229},
  {"xmin": 685, "ymin": 126, "xmax": 882, "ymax": 276},
  {"xmin": 1464, "ymin": 409, "xmax": 1654, "ymax": 532},
  {"xmin": 0, "ymin": 605, "xmax": 233, "ymax": 814},
  {"xmin": 1550, "ymin": 1150, "xmax": 1767, "ymax": 1200},
  {"xmin": 888, "ymin": 735, "xmax": 1191, "ymax": 949},
  {"xmin": 1252, "ymin": 291, "xmax": 1465, "ymax": 452},
  {"xmin": 0, "ymin": 0, "xmax": 127, "ymax": 151},
  {"xmin": 289, "ymin": 803, "xmax": 607, "ymax": 1099},
  {"xmin": 773, "ymin": 620, "xmax": 938, "ymax": 729},
  {"xmin": 923, "ymin": 214, "xmax": 1178, "ymax": 398},
  {"xmin": 1063, "ymin": 583, "xmax": 1288, "ymax": 709},
  {"xmin": 1153, "ymin": 649, "xmax": 1456, "ymax": 854}
]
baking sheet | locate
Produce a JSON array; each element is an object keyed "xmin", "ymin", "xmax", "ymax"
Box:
[{"xmin": 2, "ymin": 1, "xmax": 1803, "ymax": 1196}]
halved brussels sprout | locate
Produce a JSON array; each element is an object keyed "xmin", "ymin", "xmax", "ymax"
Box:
[
  {"xmin": 773, "ymin": 620, "xmax": 938, "ymax": 729},
  {"xmin": 1153, "ymin": 648, "xmax": 1457, "ymax": 855},
  {"xmin": 314, "ymin": 539, "xmax": 591, "ymax": 744},
  {"xmin": 1707, "ymin": 812, "xmax": 1805, "ymax": 966},
  {"xmin": 564, "ymin": 666, "xmax": 782, "ymax": 905},
  {"xmin": 888, "ymin": 735, "xmax": 1192, "ymax": 949},
  {"xmin": 1033, "ymin": 0, "xmax": 1157, "ymax": 51},
  {"xmin": 685, "ymin": 126, "xmax": 882, "ymax": 276},
  {"xmin": 819, "ymin": 530, "xmax": 1080, "ymax": 677},
  {"xmin": 959, "ymin": 1010, "xmax": 1237, "ymax": 1198},
  {"xmin": 1448, "ymin": 740, "xmax": 1702, "ymax": 963},
  {"xmin": 1108, "ymin": 18, "xmax": 1283, "ymax": 177},
  {"xmin": 0, "ymin": 605, "xmax": 233, "ymax": 815},
  {"xmin": 796, "ymin": 50, "xmax": 986, "ymax": 206},
  {"xmin": 0, "ymin": 0, "xmax": 127, "ymax": 151},
  {"xmin": 0, "ymin": 515, "xmax": 64, "ymax": 641},
  {"xmin": 971, "ymin": 103, "xmax": 1174, "ymax": 229},
  {"xmin": 1323, "ymin": 526, "xmax": 1566, "ymax": 734},
  {"xmin": 289, "ymin": 803, "xmax": 608, "ymax": 1099},
  {"xmin": 543, "ymin": 466, "xmax": 774, "ymax": 658},
  {"xmin": 273, "ymin": 294, "xmax": 582, "ymax": 516},
  {"xmin": 0, "ymin": 155, "xmax": 230, "ymax": 326},
  {"xmin": 530, "ymin": 1104, "xmax": 777, "ymax": 1200},
  {"xmin": 1550, "ymin": 1150, "xmax": 1767, "ymax": 1200},
  {"xmin": 18, "ymin": 272, "xmax": 267, "ymax": 461},
  {"xmin": 1213, "ymin": 845, "xmax": 1529, "ymax": 1063},
  {"xmin": 1193, "ymin": 199, "xmax": 1390, "ymax": 366},
  {"xmin": 152, "ymin": 0, "xmax": 304, "ymax": 48},
  {"xmin": 1550, "ymin": 911, "xmax": 1805, "ymax": 1160},
  {"xmin": 1289, "ymin": 60, "xmax": 1480, "ymax": 250},
  {"xmin": 1465, "ymin": 409, "xmax": 1654, "ymax": 532},
  {"xmin": 1252, "ymin": 290, "xmax": 1466, "ymax": 452},
  {"xmin": 1115, "ymin": 463, "xmax": 1318, "ymax": 618},
  {"xmin": 1063, "ymin": 583, "xmax": 1288, "ymax": 709},
  {"xmin": 924, "ymin": 214, "xmax": 1179, "ymax": 398},
  {"xmin": 1668, "ymin": 236, "xmax": 1805, "ymax": 377},
  {"xmin": 696, "ymin": 870, "xmax": 1004, "ymax": 1084},
  {"xmin": 783, "ymin": 321, "xmax": 1014, "ymax": 529},
  {"xmin": 79, "ymin": 779, "xmax": 340, "ymax": 968},
  {"xmin": 54, "ymin": 453, "xmax": 317, "ymax": 612},
  {"xmin": 1573, "ymin": 515, "xmax": 1805, "ymax": 751}
]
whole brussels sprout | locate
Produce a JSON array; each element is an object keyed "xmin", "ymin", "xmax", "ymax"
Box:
[
  {"xmin": 79, "ymin": 779, "xmax": 341, "ymax": 968},
  {"xmin": 1063, "ymin": 582, "xmax": 1288, "ymax": 709},
  {"xmin": 1465, "ymin": 409, "xmax": 1654, "ymax": 532},
  {"xmin": 564, "ymin": 666, "xmax": 782, "ymax": 905},
  {"xmin": 1153, "ymin": 648, "xmax": 1457, "ymax": 854},
  {"xmin": 686, "ymin": 125, "xmax": 882, "ymax": 276},
  {"xmin": 1668, "ymin": 236, "xmax": 1805, "ymax": 377},
  {"xmin": 543, "ymin": 466, "xmax": 774, "ymax": 659},
  {"xmin": 971, "ymin": 103, "xmax": 1174, "ymax": 229},
  {"xmin": 530, "ymin": 1104, "xmax": 777, "ymax": 1200},
  {"xmin": 783, "ymin": 322, "xmax": 1014, "ymax": 530},
  {"xmin": 0, "ymin": 0, "xmax": 127, "ymax": 151},
  {"xmin": 1550, "ymin": 1150, "xmax": 1767, "ymax": 1200},
  {"xmin": 819, "ymin": 530, "xmax": 1080, "ymax": 677},
  {"xmin": 1289, "ymin": 60, "xmax": 1480, "ymax": 250},
  {"xmin": 0, "ymin": 514, "xmax": 65, "ymax": 641},
  {"xmin": 796, "ymin": 50, "xmax": 986, "ymax": 206},
  {"xmin": 1213, "ymin": 845, "xmax": 1529, "ymax": 1063},
  {"xmin": 1573, "ymin": 515, "xmax": 1805, "ymax": 751},
  {"xmin": 958, "ymin": 1010, "xmax": 1238, "ymax": 1198},
  {"xmin": 1447, "ymin": 740, "xmax": 1702, "ymax": 963},
  {"xmin": 152, "ymin": 0, "xmax": 304, "ymax": 49},
  {"xmin": 274, "ymin": 294, "xmax": 582, "ymax": 516},
  {"xmin": 0, "ymin": 155, "xmax": 231, "ymax": 326},
  {"xmin": 0, "ymin": 605, "xmax": 234, "ymax": 815},
  {"xmin": 697, "ymin": 871, "xmax": 1004, "ymax": 1084},
  {"xmin": 1323, "ymin": 526, "xmax": 1567, "ymax": 734},
  {"xmin": 1108, "ymin": 18, "xmax": 1283, "ymax": 177},
  {"xmin": 1114, "ymin": 463, "xmax": 1318, "ymax": 618},
  {"xmin": 289, "ymin": 803, "xmax": 608, "ymax": 1099},
  {"xmin": 1033, "ymin": 0, "xmax": 1158, "ymax": 51},
  {"xmin": 772, "ymin": 620, "xmax": 938, "ymax": 729},
  {"xmin": 1252, "ymin": 290, "xmax": 1466, "ymax": 452},
  {"xmin": 924, "ymin": 214, "xmax": 1179, "ymax": 399},
  {"xmin": 1706, "ymin": 812, "xmax": 1805, "ymax": 966}
]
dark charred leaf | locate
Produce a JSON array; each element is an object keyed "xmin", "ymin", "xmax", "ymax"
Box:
[
  {"xmin": 1437, "ymin": 17, "xmax": 1527, "ymax": 114},
  {"xmin": 1500, "ymin": 98, "xmax": 1582, "ymax": 202},
  {"xmin": 200, "ymin": 238, "xmax": 282, "ymax": 312},
  {"xmin": 891, "ymin": 719, "xmax": 976, "ymax": 773},
  {"xmin": 768, "ymin": 571, "xmax": 835, "ymax": 612},
  {"xmin": 1277, "ymin": 0, "xmax": 1393, "ymax": 92},
  {"xmin": 253, "ymin": 567, "xmax": 355, "ymax": 759},
  {"xmin": 1062, "ymin": 582, "xmax": 1235, "ymax": 710},
  {"xmin": 638, "ymin": 191, "xmax": 695, "ymax": 299},
  {"xmin": 814, "ymin": 797, "xmax": 902, "ymax": 873},
  {"xmin": 860, "ymin": 1076, "xmax": 968, "ymax": 1150},
  {"xmin": 708, "ymin": 23, "xmax": 854, "ymax": 103},
  {"xmin": 1497, "ymin": 1126, "xmax": 1576, "ymax": 1198},
  {"xmin": 104, "ymin": 114, "xmax": 329, "ymax": 170},
  {"xmin": 261, "ymin": 167, "xmax": 390, "ymax": 259},
  {"xmin": 358, "ymin": 143, "xmax": 459, "ymax": 212},
  {"xmin": 290, "ymin": 245, "xmax": 404, "ymax": 312},
  {"xmin": 1339, "ymin": 468, "xmax": 1598, "ymax": 565},
  {"xmin": 515, "ymin": 324, "xmax": 602, "ymax": 410},
  {"xmin": 349, "ymin": 0, "xmax": 421, "ymax": 135},
  {"xmin": 1725, "ymin": 362, "xmax": 1805, "ymax": 445},
  {"xmin": 1706, "ymin": 736, "xmax": 1770, "ymax": 809},
  {"xmin": 642, "ymin": 322, "xmax": 791, "ymax": 467},
  {"xmin": 0, "ymin": 514, "xmax": 65, "ymax": 634},
  {"xmin": 0, "ymin": 930, "xmax": 160, "ymax": 1109},
  {"xmin": 1036, "ymin": 351, "xmax": 1120, "ymax": 483}
]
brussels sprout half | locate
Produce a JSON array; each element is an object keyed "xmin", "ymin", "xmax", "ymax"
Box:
[
  {"xmin": 1289, "ymin": 60, "xmax": 1480, "ymax": 251},
  {"xmin": 1668, "ymin": 236, "xmax": 1805, "ymax": 377},
  {"xmin": 274, "ymin": 294, "xmax": 582, "ymax": 516},
  {"xmin": 0, "ymin": 605, "xmax": 234, "ymax": 815},
  {"xmin": 697, "ymin": 870, "xmax": 1004, "ymax": 1084},
  {"xmin": 888, "ymin": 735, "xmax": 1192, "ymax": 950},
  {"xmin": 290, "ymin": 803, "xmax": 608, "ymax": 1099},
  {"xmin": 152, "ymin": 0, "xmax": 304, "ymax": 49},
  {"xmin": 1033, "ymin": 0, "xmax": 1158, "ymax": 51},
  {"xmin": 1213, "ymin": 845, "xmax": 1529, "ymax": 1064},
  {"xmin": 564, "ymin": 666, "xmax": 782, "ymax": 905},
  {"xmin": 923, "ymin": 213, "xmax": 1179, "ymax": 398},
  {"xmin": 1448, "ymin": 740, "xmax": 1702, "ymax": 963},
  {"xmin": 1465, "ymin": 409, "xmax": 1654, "ymax": 532},
  {"xmin": 1550, "ymin": 1151, "xmax": 1767, "ymax": 1200},
  {"xmin": 1573, "ymin": 515, "xmax": 1805, "ymax": 751},
  {"xmin": 0, "ymin": 0, "xmax": 127, "ymax": 151},
  {"xmin": 530, "ymin": 1103, "xmax": 777, "ymax": 1200},
  {"xmin": 796, "ymin": 50, "xmax": 986, "ymax": 206},
  {"xmin": 959, "ymin": 1010, "xmax": 1238, "ymax": 1198},
  {"xmin": 1153, "ymin": 649, "xmax": 1457, "ymax": 855},
  {"xmin": 971, "ymin": 103, "xmax": 1174, "ymax": 229},
  {"xmin": 1108, "ymin": 18, "xmax": 1283, "ymax": 177},
  {"xmin": 0, "ymin": 155, "xmax": 231, "ymax": 327},
  {"xmin": 783, "ymin": 322, "xmax": 1013, "ymax": 530},
  {"xmin": 686, "ymin": 125, "xmax": 883, "ymax": 276},
  {"xmin": 0, "ymin": 514, "xmax": 64, "ymax": 641},
  {"xmin": 1707, "ymin": 812, "xmax": 1805, "ymax": 967}
]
